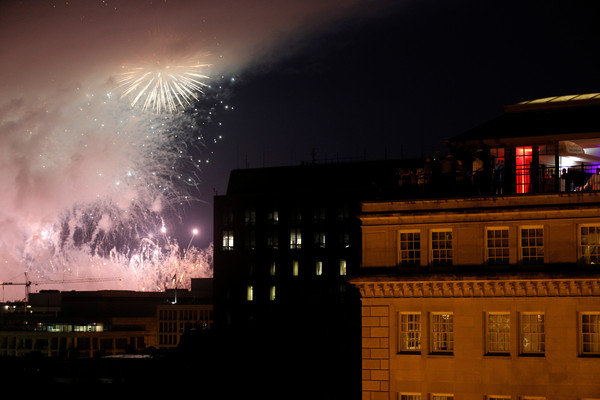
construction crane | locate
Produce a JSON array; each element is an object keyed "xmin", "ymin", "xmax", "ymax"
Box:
[{"xmin": 1, "ymin": 272, "xmax": 121, "ymax": 302}]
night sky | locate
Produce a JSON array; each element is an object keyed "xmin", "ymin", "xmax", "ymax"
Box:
[
  {"xmin": 1, "ymin": 0, "xmax": 600, "ymax": 291},
  {"xmin": 196, "ymin": 0, "xmax": 600, "ymax": 247}
]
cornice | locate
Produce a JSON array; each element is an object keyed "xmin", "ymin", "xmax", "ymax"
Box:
[{"xmin": 350, "ymin": 278, "xmax": 600, "ymax": 298}]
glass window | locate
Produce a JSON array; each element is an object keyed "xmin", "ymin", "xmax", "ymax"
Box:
[
  {"xmin": 399, "ymin": 231, "xmax": 420, "ymax": 266},
  {"xmin": 516, "ymin": 146, "xmax": 532, "ymax": 194},
  {"xmin": 400, "ymin": 394, "xmax": 421, "ymax": 400},
  {"xmin": 521, "ymin": 226, "xmax": 544, "ymax": 264},
  {"xmin": 487, "ymin": 312, "xmax": 510, "ymax": 354},
  {"xmin": 580, "ymin": 225, "xmax": 600, "ymax": 264},
  {"xmin": 292, "ymin": 260, "xmax": 299, "ymax": 276},
  {"xmin": 520, "ymin": 313, "xmax": 545, "ymax": 354},
  {"xmin": 399, "ymin": 312, "xmax": 421, "ymax": 352},
  {"xmin": 290, "ymin": 228, "xmax": 302, "ymax": 249},
  {"xmin": 222, "ymin": 230, "xmax": 234, "ymax": 251},
  {"xmin": 431, "ymin": 312, "xmax": 453, "ymax": 353},
  {"xmin": 267, "ymin": 228, "xmax": 278, "ymax": 249},
  {"xmin": 315, "ymin": 260, "xmax": 323, "ymax": 276},
  {"xmin": 431, "ymin": 395, "xmax": 453, "ymax": 400},
  {"xmin": 244, "ymin": 209, "xmax": 256, "ymax": 225},
  {"xmin": 431, "ymin": 230, "xmax": 452, "ymax": 266},
  {"xmin": 339, "ymin": 259, "xmax": 347, "ymax": 276},
  {"xmin": 269, "ymin": 286, "xmax": 276, "ymax": 301},
  {"xmin": 486, "ymin": 227, "xmax": 509, "ymax": 265},
  {"xmin": 581, "ymin": 312, "xmax": 600, "ymax": 355},
  {"xmin": 246, "ymin": 285, "xmax": 253, "ymax": 301},
  {"xmin": 315, "ymin": 232, "xmax": 326, "ymax": 249}
]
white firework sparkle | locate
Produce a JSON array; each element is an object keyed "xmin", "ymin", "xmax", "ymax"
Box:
[{"xmin": 118, "ymin": 62, "xmax": 211, "ymax": 113}]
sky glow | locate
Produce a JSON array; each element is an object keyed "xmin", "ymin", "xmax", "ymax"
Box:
[{"xmin": 0, "ymin": 0, "xmax": 380, "ymax": 300}]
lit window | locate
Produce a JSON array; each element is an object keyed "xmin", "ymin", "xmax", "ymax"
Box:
[
  {"xmin": 400, "ymin": 394, "xmax": 421, "ymax": 400},
  {"xmin": 290, "ymin": 228, "xmax": 302, "ymax": 249},
  {"xmin": 486, "ymin": 227, "xmax": 509, "ymax": 265},
  {"xmin": 580, "ymin": 312, "xmax": 600, "ymax": 355},
  {"xmin": 270, "ymin": 286, "xmax": 276, "ymax": 301},
  {"xmin": 431, "ymin": 230, "xmax": 452, "ymax": 266},
  {"xmin": 316, "ymin": 260, "xmax": 323, "ymax": 276},
  {"xmin": 339, "ymin": 259, "xmax": 347, "ymax": 276},
  {"xmin": 292, "ymin": 260, "xmax": 299, "ymax": 276},
  {"xmin": 246, "ymin": 285, "xmax": 253, "ymax": 301},
  {"xmin": 222, "ymin": 230, "xmax": 234, "ymax": 251},
  {"xmin": 486, "ymin": 397, "xmax": 510, "ymax": 400},
  {"xmin": 520, "ymin": 226, "xmax": 544, "ymax": 264},
  {"xmin": 431, "ymin": 312, "xmax": 453, "ymax": 353},
  {"xmin": 268, "ymin": 209, "xmax": 279, "ymax": 224},
  {"xmin": 520, "ymin": 313, "xmax": 545, "ymax": 354},
  {"xmin": 431, "ymin": 395, "xmax": 453, "ymax": 400},
  {"xmin": 399, "ymin": 230, "xmax": 420, "ymax": 266},
  {"xmin": 315, "ymin": 232, "xmax": 326, "ymax": 248},
  {"xmin": 399, "ymin": 312, "xmax": 421, "ymax": 352},
  {"xmin": 580, "ymin": 225, "xmax": 600, "ymax": 264},
  {"xmin": 516, "ymin": 146, "xmax": 532, "ymax": 194},
  {"xmin": 270, "ymin": 262, "xmax": 276, "ymax": 276},
  {"xmin": 486, "ymin": 312, "xmax": 510, "ymax": 354}
]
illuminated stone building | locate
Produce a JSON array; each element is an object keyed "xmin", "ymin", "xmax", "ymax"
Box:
[{"xmin": 350, "ymin": 94, "xmax": 600, "ymax": 400}]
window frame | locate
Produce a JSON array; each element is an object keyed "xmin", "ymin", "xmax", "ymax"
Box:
[
  {"xmin": 430, "ymin": 229, "xmax": 453, "ymax": 266},
  {"xmin": 398, "ymin": 312, "xmax": 422, "ymax": 353},
  {"xmin": 519, "ymin": 225, "xmax": 544, "ymax": 265},
  {"xmin": 519, "ymin": 312, "xmax": 545, "ymax": 355},
  {"xmin": 579, "ymin": 224, "xmax": 600, "ymax": 264},
  {"xmin": 486, "ymin": 312, "xmax": 511, "ymax": 355},
  {"xmin": 430, "ymin": 312, "xmax": 454, "ymax": 354},
  {"xmin": 290, "ymin": 228, "xmax": 302, "ymax": 249},
  {"xmin": 400, "ymin": 394, "xmax": 421, "ymax": 400},
  {"xmin": 398, "ymin": 230, "xmax": 421, "ymax": 267},
  {"xmin": 580, "ymin": 311, "xmax": 600, "ymax": 356},
  {"xmin": 485, "ymin": 226, "xmax": 510, "ymax": 265},
  {"xmin": 222, "ymin": 230, "xmax": 234, "ymax": 251}
]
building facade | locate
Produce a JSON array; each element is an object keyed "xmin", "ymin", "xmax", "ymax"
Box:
[
  {"xmin": 351, "ymin": 95, "xmax": 600, "ymax": 400},
  {"xmin": 0, "ymin": 281, "xmax": 213, "ymax": 358}
]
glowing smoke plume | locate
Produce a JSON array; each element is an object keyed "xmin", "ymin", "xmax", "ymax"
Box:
[{"xmin": 0, "ymin": 76, "xmax": 217, "ymax": 300}]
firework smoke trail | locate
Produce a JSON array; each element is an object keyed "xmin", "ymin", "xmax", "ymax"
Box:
[{"xmin": 0, "ymin": 74, "xmax": 217, "ymax": 299}]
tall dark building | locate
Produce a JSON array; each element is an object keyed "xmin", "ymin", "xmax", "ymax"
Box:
[{"xmin": 213, "ymin": 159, "xmax": 424, "ymax": 399}]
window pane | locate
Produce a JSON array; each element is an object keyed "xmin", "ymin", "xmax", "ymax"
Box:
[
  {"xmin": 521, "ymin": 227, "xmax": 544, "ymax": 265},
  {"xmin": 521, "ymin": 313, "xmax": 545, "ymax": 353},
  {"xmin": 400, "ymin": 313, "xmax": 421, "ymax": 351},
  {"xmin": 581, "ymin": 312, "xmax": 600, "ymax": 354},
  {"xmin": 399, "ymin": 231, "xmax": 421, "ymax": 266},
  {"xmin": 431, "ymin": 313, "xmax": 453, "ymax": 352},
  {"xmin": 487, "ymin": 313, "xmax": 510, "ymax": 353},
  {"xmin": 431, "ymin": 231, "xmax": 452, "ymax": 266},
  {"xmin": 487, "ymin": 228, "xmax": 509, "ymax": 265},
  {"xmin": 580, "ymin": 225, "xmax": 600, "ymax": 264}
]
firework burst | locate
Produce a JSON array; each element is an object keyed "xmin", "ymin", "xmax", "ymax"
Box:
[{"xmin": 118, "ymin": 62, "xmax": 211, "ymax": 113}]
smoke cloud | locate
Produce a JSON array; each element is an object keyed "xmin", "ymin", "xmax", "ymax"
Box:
[{"xmin": 0, "ymin": 0, "xmax": 390, "ymax": 298}]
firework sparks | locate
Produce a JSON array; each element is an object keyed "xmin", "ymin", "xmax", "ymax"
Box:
[{"xmin": 118, "ymin": 63, "xmax": 211, "ymax": 113}]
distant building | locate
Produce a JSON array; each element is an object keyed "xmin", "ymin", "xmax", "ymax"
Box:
[
  {"xmin": 213, "ymin": 159, "xmax": 431, "ymax": 399},
  {"xmin": 0, "ymin": 278, "xmax": 212, "ymax": 358},
  {"xmin": 350, "ymin": 94, "xmax": 600, "ymax": 400}
]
